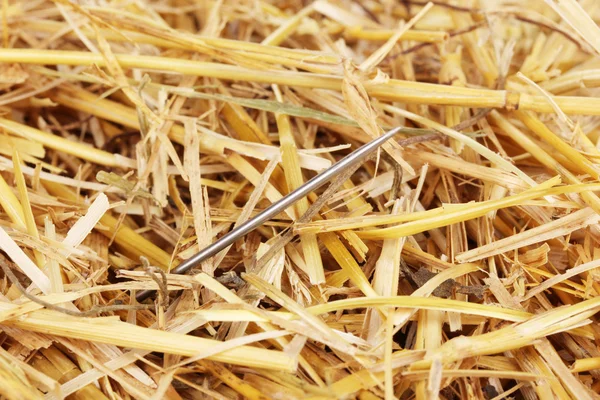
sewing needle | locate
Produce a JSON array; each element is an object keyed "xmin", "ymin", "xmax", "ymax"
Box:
[{"xmin": 136, "ymin": 126, "xmax": 403, "ymax": 302}]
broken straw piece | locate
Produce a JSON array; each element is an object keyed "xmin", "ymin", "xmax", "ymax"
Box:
[
  {"xmin": 0, "ymin": 227, "xmax": 51, "ymax": 294},
  {"xmin": 62, "ymin": 193, "xmax": 110, "ymax": 258}
]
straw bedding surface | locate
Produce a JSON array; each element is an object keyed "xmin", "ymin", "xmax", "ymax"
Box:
[{"xmin": 1, "ymin": 0, "xmax": 600, "ymax": 398}]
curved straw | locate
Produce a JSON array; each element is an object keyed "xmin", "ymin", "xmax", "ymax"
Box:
[{"xmin": 136, "ymin": 127, "xmax": 403, "ymax": 302}]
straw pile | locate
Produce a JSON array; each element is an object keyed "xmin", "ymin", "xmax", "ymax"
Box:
[{"xmin": 2, "ymin": 0, "xmax": 600, "ymax": 398}]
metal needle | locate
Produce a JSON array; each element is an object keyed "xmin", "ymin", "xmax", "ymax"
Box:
[{"xmin": 136, "ymin": 126, "xmax": 403, "ymax": 302}]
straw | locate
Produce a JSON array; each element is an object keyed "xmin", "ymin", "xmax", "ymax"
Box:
[{"xmin": 0, "ymin": 0, "xmax": 600, "ymax": 398}]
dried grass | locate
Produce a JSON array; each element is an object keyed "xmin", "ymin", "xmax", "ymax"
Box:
[{"xmin": 0, "ymin": 0, "xmax": 600, "ymax": 399}]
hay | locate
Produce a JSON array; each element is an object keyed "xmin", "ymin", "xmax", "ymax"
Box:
[{"xmin": 0, "ymin": 0, "xmax": 600, "ymax": 398}]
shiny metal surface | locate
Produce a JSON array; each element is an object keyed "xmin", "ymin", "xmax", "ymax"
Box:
[{"xmin": 136, "ymin": 127, "xmax": 402, "ymax": 302}]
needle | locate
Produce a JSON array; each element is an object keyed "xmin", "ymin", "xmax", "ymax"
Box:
[{"xmin": 136, "ymin": 126, "xmax": 403, "ymax": 302}]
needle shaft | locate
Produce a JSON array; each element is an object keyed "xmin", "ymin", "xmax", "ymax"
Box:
[{"xmin": 136, "ymin": 127, "xmax": 402, "ymax": 302}]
